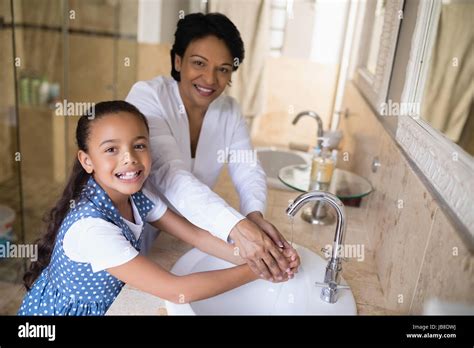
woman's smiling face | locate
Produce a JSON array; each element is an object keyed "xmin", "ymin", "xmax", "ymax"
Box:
[
  {"xmin": 175, "ymin": 35, "xmax": 234, "ymax": 110},
  {"xmin": 78, "ymin": 112, "xmax": 151, "ymax": 202}
]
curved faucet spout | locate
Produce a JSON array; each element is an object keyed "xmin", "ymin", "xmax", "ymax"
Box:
[
  {"xmin": 287, "ymin": 191, "xmax": 346, "ymax": 260},
  {"xmin": 286, "ymin": 190, "xmax": 347, "ymax": 303},
  {"xmin": 292, "ymin": 110, "xmax": 324, "ymax": 139}
]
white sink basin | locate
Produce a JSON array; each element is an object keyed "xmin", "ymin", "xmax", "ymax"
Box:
[{"xmin": 165, "ymin": 244, "xmax": 357, "ymax": 315}]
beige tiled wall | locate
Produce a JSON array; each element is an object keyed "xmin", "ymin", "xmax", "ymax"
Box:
[
  {"xmin": 410, "ymin": 207, "xmax": 474, "ymax": 314},
  {"xmin": 338, "ymin": 81, "xmax": 473, "ymax": 313},
  {"xmin": 251, "ymin": 57, "xmax": 339, "ymax": 149},
  {"xmin": 136, "ymin": 43, "xmax": 172, "ymax": 81}
]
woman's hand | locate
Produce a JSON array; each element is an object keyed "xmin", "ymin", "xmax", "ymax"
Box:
[
  {"xmin": 229, "ymin": 213, "xmax": 301, "ymax": 282},
  {"xmin": 246, "ymin": 211, "xmax": 300, "ymax": 277}
]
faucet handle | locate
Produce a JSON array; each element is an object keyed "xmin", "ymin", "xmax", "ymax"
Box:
[
  {"xmin": 315, "ymin": 281, "xmax": 351, "ymax": 303},
  {"xmin": 320, "ymin": 247, "xmax": 349, "ymax": 262},
  {"xmin": 321, "ymin": 247, "xmax": 331, "ymax": 258}
]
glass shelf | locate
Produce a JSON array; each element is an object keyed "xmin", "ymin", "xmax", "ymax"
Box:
[{"xmin": 278, "ymin": 164, "xmax": 373, "ymax": 199}]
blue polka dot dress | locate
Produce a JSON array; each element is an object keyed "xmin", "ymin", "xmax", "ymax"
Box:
[{"xmin": 18, "ymin": 176, "xmax": 155, "ymax": 316}]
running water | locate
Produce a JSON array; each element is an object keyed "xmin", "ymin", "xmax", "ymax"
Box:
[
  {"xmin": 271, "ymin": 212, "xmax": 296, "ymax": 314},
  {"xmin": 289, "ymin": 214, "xmax": 295, "ymax": 247}
]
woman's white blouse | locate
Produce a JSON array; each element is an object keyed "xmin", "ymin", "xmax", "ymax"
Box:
[
  {"xmin": 125, "ymin": 76, "xmax": 267, "ymax": 241},
  {"xmin": 62, "ymin": 185, "xmax": 167, "ymax": 273}
]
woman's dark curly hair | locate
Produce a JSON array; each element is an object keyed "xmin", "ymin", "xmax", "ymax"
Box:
[{"xmin": 170, "ymin": 12, "xmax": 245, "ymax": 82}]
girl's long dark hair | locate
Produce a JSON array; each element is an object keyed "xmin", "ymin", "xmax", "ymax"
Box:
[{"xmin": 23, "ymin": 100, "xmax": 148, "ymax": 290}]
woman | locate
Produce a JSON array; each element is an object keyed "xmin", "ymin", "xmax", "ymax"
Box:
[{"xmin": 126, "ymin": 13, "xmax": 299, "ymax": 281}]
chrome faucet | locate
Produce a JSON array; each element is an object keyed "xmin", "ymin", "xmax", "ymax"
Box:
[
  {"xmin": 286, "ymin": 190, "xmax": 349, "ymax": 304},
  {"xmin": 292, "ymin": 110, "xmax": 324, "ymax": 148}
]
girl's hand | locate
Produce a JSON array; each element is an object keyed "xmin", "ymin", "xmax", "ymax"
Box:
[{"xmin": 108, "ymin": 254, "xmax": 260, "ymax": 304}]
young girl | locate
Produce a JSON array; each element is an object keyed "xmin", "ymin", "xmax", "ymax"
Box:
[{"xmin": 18, "ymin": 101, "xmax": 296, "ymax": 316}]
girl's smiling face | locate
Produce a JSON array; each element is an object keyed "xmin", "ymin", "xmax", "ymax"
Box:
[
  {"xmin": 78, "ymin": 111, "xmax": 151, "ymax": 203},
  {"xmin": 175, "ymin": 35, "xmax": 234, "ymax": 110}
]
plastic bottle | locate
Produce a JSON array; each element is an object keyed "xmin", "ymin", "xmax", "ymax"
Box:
[{"xmin": 310, "ymin": 138, "xmax": 335, "ymax": 190}]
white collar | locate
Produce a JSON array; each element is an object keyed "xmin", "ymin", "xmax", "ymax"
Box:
[{"xmin": 121, "ymin": 197, "xmax": 143, "ymax": 227}]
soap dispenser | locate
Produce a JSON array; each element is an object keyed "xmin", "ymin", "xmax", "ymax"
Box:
[{"xmin": 309, "ymin": 137, "xmax": 335, "ymax": 191}]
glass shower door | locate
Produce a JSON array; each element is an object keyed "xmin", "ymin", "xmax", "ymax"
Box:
[
  {"xmin": 0, "ymin": 0, "xmax": 25, "ymax": 287},
  {"xmin": 0, "ymin": 0, "xmax": 138, "ymax": 314}
]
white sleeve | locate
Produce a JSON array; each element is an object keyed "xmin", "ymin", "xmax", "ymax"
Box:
[
  {"xmin": 63, "ymin": 217, "xmax": 139, "ymax": 273},
  {"xmin": 141, "ymin": 180, "xmax": 168, "ymax": 222},
  {"xmin": 227, "ymin": 101, "xmax": 267, "ymax": 216},
  {"xmin": 126, "ymin": 81, "xmax": 244, "ymax": 241}
]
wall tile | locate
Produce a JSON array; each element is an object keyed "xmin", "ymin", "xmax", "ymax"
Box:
[
  {"xmin": 409, "ymin": 208, "xmax": 474, "ymax": 314},
  {"xmin": 336, "ymin": 82, "xmax": 471, "ymax": 313}
]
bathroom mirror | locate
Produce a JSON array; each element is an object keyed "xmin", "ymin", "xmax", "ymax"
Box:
[
  {"xmin": 353, "ymin": 0, "xmax": 473, "ymax": 245},
  {"xmin": 416, "ymin": 1, "xmax": 473, "ymax": 157},
  {"xmin": 354, "ymin": 0, "xmax": 404, "ymax": 110},
  {"xmin": 397, "ymin": 0, "xmax": 474, "ymax": 244}
]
